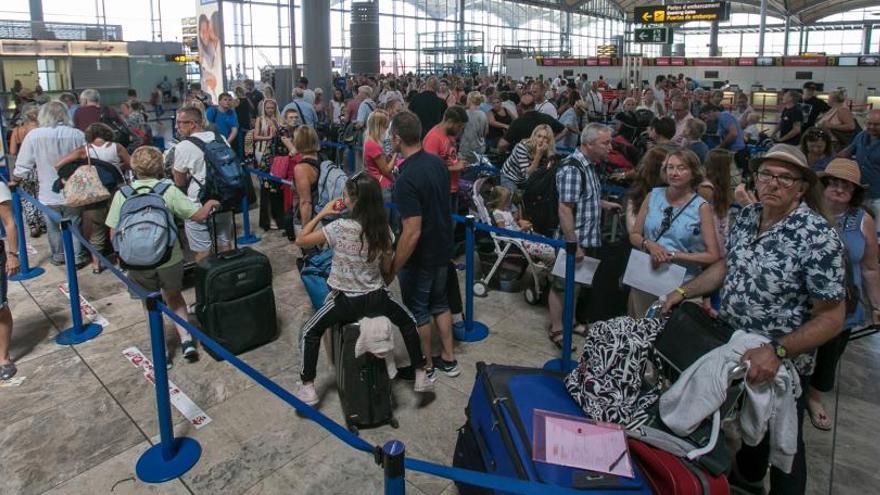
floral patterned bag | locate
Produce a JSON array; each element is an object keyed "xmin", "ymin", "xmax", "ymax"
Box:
[{"xmin": 63, "ymin": 147, "xmax": 111, "ymax": 207}]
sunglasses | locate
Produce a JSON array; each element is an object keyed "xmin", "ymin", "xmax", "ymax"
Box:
[{"xmin": 659, "ymin": 206, "xmax": 674, "ymax": 233}]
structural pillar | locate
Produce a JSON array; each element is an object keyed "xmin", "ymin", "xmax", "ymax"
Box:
[
  {"xmin": 709, "ymin": 21, "xmax": 720, "ymax": 56},
  {"xmin": 29, "ymin": 0, "xmax": 43, "ymax": 21},
  {"xmin": 302, "ymin": 0, "xmax": 331, "ymax": 95},
  {"xmin": 863, "ymin": 23, "xmax": 873, "ymax": 55},
  {"xmin": 783, "ymin": 16, "xmax": 790, "ymax": 56},
  {"xmin": 757, "ymin": 0, "xmax": 768, "ymax": 56}
]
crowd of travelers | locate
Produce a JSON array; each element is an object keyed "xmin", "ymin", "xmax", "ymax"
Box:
[{"xmin": 3, "ymin": 69, "xmax": 880, "ymax": 494}]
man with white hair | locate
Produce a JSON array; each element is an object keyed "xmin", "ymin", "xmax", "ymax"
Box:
[
  {"xmin": 11, "ymin": 101, "xmax": 89, "ymax": 267},
  {"xmin": 354, "ymin": 85, "xmax": 377, "ymax": 130},
  {"xmin": 281, "ymin": 86, "xmax": 318, "ymax": 128},
  {"xmin": 73, "ymin": 88, "xmax": 121, "ymax": 132}
]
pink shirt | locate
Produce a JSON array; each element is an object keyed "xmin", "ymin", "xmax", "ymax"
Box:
[{"xmin": 364, "ymin": 139, "xmax": 393, "ymax": 189}]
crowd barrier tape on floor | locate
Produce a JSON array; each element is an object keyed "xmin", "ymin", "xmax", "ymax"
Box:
[{"xmin": 7, "ymin": 172, "xmax": 588, "ymax": 494}]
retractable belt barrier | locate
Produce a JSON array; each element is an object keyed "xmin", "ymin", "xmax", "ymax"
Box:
[{"xmin": 6, "ymin": 156, "xmax": 583, "ymax": 493}]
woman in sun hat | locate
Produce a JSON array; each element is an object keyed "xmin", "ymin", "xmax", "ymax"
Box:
[{"xmin": 806, "ymin": 158, "xmax": 880, "ymax": 431}]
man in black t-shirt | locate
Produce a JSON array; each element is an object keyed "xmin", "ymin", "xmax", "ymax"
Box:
[
  {"xmin": 389, "ymin": 111, "xmax": 458, "ymax": 379},
  {"xmin": 773, "ymin": 91, "xmax": 804, "ymax": 146},
  {"xmin": 497, "ymin": 98, "xmax": 565, "ymax": 152},
  {"xmin": 802, "ymin": 82, "xmax": 829, "ymax": 130},
  {"xmin": 408, "ymin": 76, "xmax": 448, "ymax": 139}
]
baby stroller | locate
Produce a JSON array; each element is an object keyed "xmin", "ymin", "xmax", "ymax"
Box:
[{"xmin": 469, "ymin": 176, "xmax": 552, "ymax": 305}]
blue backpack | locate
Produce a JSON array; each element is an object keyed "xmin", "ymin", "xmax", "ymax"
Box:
[
  {"xmin": 112, "ymin": 181, "xmax": 177, "ymax": 270},
  {"xmin": 300, "ymin": 247, "xmax": 333, "ymax": 310},
  {"xmin": 186, "ymin": 134, "xmax": 246, "ymax": 210}
]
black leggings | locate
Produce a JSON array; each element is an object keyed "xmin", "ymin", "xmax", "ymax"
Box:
[
  {"xmin": 810, "ymin": 329, "xmax": 851, "ymax": 392},
  {"xmin": 447, "ymin": 261, "xmax": 463, "ymax": 316},
  {"xmin": 259, "ymin": 185, "xmax": 285, "ymax": 231},
  {"xmin": 299, "ymin": 288, "xmax": 426, "ymax": 382}
]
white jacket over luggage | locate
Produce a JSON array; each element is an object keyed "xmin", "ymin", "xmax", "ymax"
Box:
[{"xmin": 659, "ymin": 330, "xmax": 802, "ymax": 473}]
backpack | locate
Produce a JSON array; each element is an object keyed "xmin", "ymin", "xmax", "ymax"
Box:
[
  {"xmin": 185, "ymin": 134, "xmax": 246, "ymax": 211},
  {"xmin": 112, "ymin": 181, "xmax": 177, "ymax": 270},
  {"xmin": 314, "ymin": 159, "xmax": 349, "ymax": 218},
  {"xmin": 520, "ymin": 156, "xmax": 586, "ymax": 237},
  {"xmin": 101, "ymin": 108, "xmax": 133, "ymax": 148}
]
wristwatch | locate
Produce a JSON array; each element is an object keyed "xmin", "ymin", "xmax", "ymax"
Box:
[
  {"xmin": 6, "ymin": 252, "xmax": 18, "ymax": 258},
  {"xmin": 768, "ymin": 339, "xmax": 788, "ymax": 359}
]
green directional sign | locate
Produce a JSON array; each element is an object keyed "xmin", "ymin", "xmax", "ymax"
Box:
[{"xmin": 634, "ymin": 28, "xmax": 673, "ymax": 44}]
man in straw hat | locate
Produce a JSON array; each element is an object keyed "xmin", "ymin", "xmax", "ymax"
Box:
[{"xmin": 662, "ymin": 143, "xmax": 847, "ymax": 493}]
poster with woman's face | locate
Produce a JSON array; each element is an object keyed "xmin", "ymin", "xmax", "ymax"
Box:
[{"xmin": 197, "ymin": 1, "xmax": 224, "ymax": 102}]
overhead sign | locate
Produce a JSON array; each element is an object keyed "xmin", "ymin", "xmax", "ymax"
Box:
[
  {"xmin": 635, "ymin": 2, "xmax": 730, "ymax": 23},
  {"xmin": 634, "ymin": 28, "xmax": 673, "ymax": 44}
]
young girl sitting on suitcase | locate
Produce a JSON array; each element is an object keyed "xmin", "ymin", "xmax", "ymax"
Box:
[{"xmin": 294, "ymin": 172, "xmax": 433, "ymax": 406}]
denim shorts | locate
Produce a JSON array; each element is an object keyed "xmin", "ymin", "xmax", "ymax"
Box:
[{"xmin": 398, "ymin": 264, "xmax": 449, "ymax": 327}]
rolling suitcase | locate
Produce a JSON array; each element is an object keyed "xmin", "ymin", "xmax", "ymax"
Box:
[
  {"xmin": 195, "ymin": 212, "xmax": 278, "ymax": 360},
  {"xmin": 330, "ymin": 323, "xmax": 398, "ymax": 434},
  {"xmin": 453, "ymin": 363, "xmax": 651, "ymax": 495},
  {"xmin": 627, "ymin": 439, "xmax": 730, "ymax": 495}
]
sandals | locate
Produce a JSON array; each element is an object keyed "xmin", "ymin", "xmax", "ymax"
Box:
[
  {"xmin": 0, "ymin": 363, "xmax": 18, "ymax": 381},
  {"xmin": 573, "ymin": 323, "xmax": 588, "ymax": 337},
  {"xmin": 548, "ymin": 329, "xmax": 576, "ymax": 352},
  {"xmin": 807, "ymin": 399, "xmax": 833, "ymax": 431}
]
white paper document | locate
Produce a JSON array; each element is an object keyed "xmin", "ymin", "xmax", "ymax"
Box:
[
  {"xmin": 551, "ymin": 251, "xmax": 601, "ymax": 286},
  {"xmin": 622, "ymin": 250, "xmax": 687, "ymax": 297},
  {"xmin": 532, "ymin": 409, "xmax": 634, "ymax": 478}
]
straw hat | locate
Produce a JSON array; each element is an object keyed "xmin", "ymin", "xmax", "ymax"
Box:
[
  {"xmin": 818, "ymin": 158, "xmax": 867, "ymax": 189},
  {"xmin": 753, "ymin": 143, "xmax": 809, "ymax": 171}
]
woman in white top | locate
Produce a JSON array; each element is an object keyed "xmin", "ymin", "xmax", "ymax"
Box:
[
  {"xmin": 55, "ymin": 123, "xmax": 130, "ymax": 273},
  {"xmin": 330, "ymin": 89, "xmax": 346, "ymax": 125},
  {"xmin": 293, "ymin": 173, "xmax": 433, "ymax": 406}
]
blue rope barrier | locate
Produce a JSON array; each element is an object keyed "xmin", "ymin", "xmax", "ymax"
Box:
[
  {"xmin": 153, "ymin": 300, "xmax": 375, "ymax": 454},
  {"xmin": 15, "ymin": 187, "xmax": 63, "ymax": 223},
  {"xmin": 244, "ymin": 166, "xmax": 294, "ymax": 187}
]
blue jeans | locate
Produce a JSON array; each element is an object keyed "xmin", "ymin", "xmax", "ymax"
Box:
[
  {"xmin": 45, "ymin": 205, "xmax": 85, "ymax": 264},
  {"xmin": 398, "ymin": 264, "xmax": 450, "ymax": 327}
]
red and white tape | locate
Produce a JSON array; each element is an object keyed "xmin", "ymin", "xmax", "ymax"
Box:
[
  {"xmin": 58, "ymin": 283, "xmax": 109, "ymax": 328},
  {"xmin": 122, "ymin": 347, "xmax": 212, "ymax": 429}
]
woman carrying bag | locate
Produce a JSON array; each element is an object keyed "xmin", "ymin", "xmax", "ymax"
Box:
[{"xmin": 627, "ymin": 149, "xmax": 720, "ymax": 316}]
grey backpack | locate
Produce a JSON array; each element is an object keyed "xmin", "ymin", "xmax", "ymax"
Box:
[{"xmin": 112, "ymin": 181, "xmax": 177, "ymax": 270}]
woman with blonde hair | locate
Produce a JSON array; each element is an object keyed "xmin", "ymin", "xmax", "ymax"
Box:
[
  {"xmin": 252, "ymin": 98, "xmax": 280, "ymax": 163},
  {"xmin": 500, "ymin": 124, "xmax": 556, "ymax": 192},
  {"xmin": 363, "ymin": 110, "xmax": 394, "ymax": 189},
  {"xmin": 7, "ymin": 103, "xmax": 45, "ymax": 237},
  {"xmin": 292, "ymin": 126, "xmax": 322, "ymax": 226},
  {"xmin": 815, "ymin": 90, "xmax": 858, "ymax": 150},
  {"xmin": 459, "ymin": 91, "xmax": 488, "ymax": 163}
]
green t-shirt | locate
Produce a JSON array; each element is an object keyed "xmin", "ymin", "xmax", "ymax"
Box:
[{"xmin": 105, "ymin": 178, "xmax": 198, "ymax": 269}]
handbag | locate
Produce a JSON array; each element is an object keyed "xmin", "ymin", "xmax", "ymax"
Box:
[{"xmin": 63, "ymin": 147, "xmax": 111, "ymax": 207}]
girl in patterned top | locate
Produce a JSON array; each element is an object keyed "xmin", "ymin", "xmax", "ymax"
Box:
[{"xmin": 293, "ymin": 173, "xmax": 432, "ymax": 406}]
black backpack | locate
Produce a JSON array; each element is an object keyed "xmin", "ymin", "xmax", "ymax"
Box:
[
  {"xmin": 100, "ymin": 108, "xmax": 133, "ymax": 148},
  {"xmin": 520, "ymin": 156, "xmax": 586, "ymax": 237}
]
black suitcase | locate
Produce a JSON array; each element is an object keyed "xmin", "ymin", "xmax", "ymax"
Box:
[
  {"xmin": 195, "ymin": 213, "xmax": 278, "ymax": 360},
  {"xmin": 330, "ymin": 323, "xmax": 398, "ymax": 434}
]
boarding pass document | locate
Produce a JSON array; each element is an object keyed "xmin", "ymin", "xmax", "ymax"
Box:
[
  {"xmin": 551, "ymin": 251, "xmax": 601, "ymax": 286},
  {"xmin": 622, "ymin": 250, "xmax": 687, "ymax": 297},
  {"xmin": 532, "ymin": 409, "xmax": 634, "ymax": 478}
]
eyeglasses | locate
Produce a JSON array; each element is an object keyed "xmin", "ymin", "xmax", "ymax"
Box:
[
  {"xmin": 659, "ymin": 206, "xmax": 674, "ymax": 233},
  {"xmin": 177, "ymin": 119, "xmax": 195, "ymax": 125},
  {"xmin": 755, "ymin": 170, "xmax": 803, "ymax": 188}
]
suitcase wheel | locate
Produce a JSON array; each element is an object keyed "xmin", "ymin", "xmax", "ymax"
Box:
[
  {"xmin": 473, "ymin": 281, "xmax": 488, "ymax": 297},
  {"xmin": 348, "ymin": 423, "xmax": 359, "ymax": 436},
  {"xmin": 524, "ymin": 286, "xmax": 540, "ymax": 305},
  {"xmin": 389, "ymin": 418, "xmax": 399, "ymax": 429}
]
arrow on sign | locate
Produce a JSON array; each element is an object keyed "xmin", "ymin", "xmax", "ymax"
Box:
[
  {"xmin": 642, "ymin": 11, "xmax": 653, "ymax": 22},
  {"xmin": 637, "ymin": 30, "xmax": 651, "ymax": 41}
]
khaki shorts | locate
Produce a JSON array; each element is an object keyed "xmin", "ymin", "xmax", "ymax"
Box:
[{"xmin": 127, "ymin": 261, "xmax": 185, "ymax": 295}]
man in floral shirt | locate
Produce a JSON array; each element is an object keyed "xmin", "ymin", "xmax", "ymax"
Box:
[{"xmin": 663, "ymin": 144, "xmax": 845, "ymax": 494}]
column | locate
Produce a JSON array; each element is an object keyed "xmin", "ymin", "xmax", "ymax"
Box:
[
  {"xmin": 29, "ymin": 0, "xmax": 43, "ymax": 21},
  {"xmin": 302, "ymin": 0, "xmax": 331, "ymax": 95},
  {"xmin": 758, "ymin": 0, "xmax": 767, "ymax": 56},
  {"xmin": 783, "ymin": 16, "xmax": 790, "ymax": 56},
  {"xmin": 709, "ymin": 21, "xmax": 719, "ymax": 56},
  {"xmin": 863, "ymin": 23, "xmax": 873, "ymax": 55}
]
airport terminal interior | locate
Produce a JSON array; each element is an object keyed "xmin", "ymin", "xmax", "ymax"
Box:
[{"xmin": 2, "ymin": 0, "xmax": 880, "ymax": 494}]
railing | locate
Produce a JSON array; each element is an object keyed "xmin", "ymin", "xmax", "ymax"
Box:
[
  {"xmin": 2, "ymin": 155, "xmax": 582, "ymax": 493},
  {"xmin": 0, "ymin": 19, "xmax": 123, "ymax": 41}
]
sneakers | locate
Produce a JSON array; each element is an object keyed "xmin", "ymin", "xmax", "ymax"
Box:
[
  {"xmin": 414, "ymin": 368, "xmax": 435, "ymax": 393},
  {"xmin": 432, "ymin": 356, "xmax": 461, "ymax": 377},
  {"xmin": 295, "ymin": 382, "xmax": 319, "ymax": 406},
  {"xmin": 181, "ymin": 340, "xmax": 199, "ymax": 362}
]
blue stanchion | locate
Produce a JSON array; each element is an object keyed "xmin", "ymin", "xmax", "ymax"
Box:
[
  {"xmin": 456, "ymin": 215, "xmax": 488, "ymax": 342},
  {"xmin": 136, "ymin": 294, "xmax": 202, "ymax": 483},
  {"xmin": 55, "ymin": 219, "xmax": 103, "ymax": 345},
  {"xmin": 544, "ymin": 241, "xmax": 578, "ymax": 373},
  {"xmin": 382, "ymin": 440, "xmax": 406, "ymax": 495},
  {"xmin": 8, "ymin": 186, "xmax": 44, "ymax": 281},
  {"xmin": 471, "ymin": 221, "xmax": 566, "ymax": 249},
  {"xmin": 236, "ymin": 194, "xmax": 260, "ymax": 245}
]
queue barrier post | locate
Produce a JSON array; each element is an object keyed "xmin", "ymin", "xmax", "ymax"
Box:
[
  {"xmin": 8, "ymin": 185, "xmax": 45, "ymax": 281},
  {"xmin": 455, "ymin": 215, "xmax": 488, "ymax": 342},
  {"xmin": 136, "ymin": 294, "xmax": 202, "ymax": 483},
  {"xmin": 54, "ymin": 219, "xmax": 102, "ymax": 345},
  {"xmin": 382, "ymin": 440, "xmax": 406, "ymax": 495},
  {"xmin": 236, "ymin": 193, "xmax": 260, "ymax": 245},
  {"xmin": 347, "ymin": 144, "xmax": 356, "ymax": 174},
  {"xmin": 544, "ymin": 240, "xmax": 578, "ymax": 372}
]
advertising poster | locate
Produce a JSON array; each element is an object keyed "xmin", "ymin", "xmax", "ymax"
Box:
[{"xmin": 197, "ymin": 0, "xmax": 225, "ymax": 102}]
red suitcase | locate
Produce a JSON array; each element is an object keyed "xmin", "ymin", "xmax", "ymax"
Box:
[{"xmin": 627, "ymin": 439, "xmax": 730, "ymax": 495}]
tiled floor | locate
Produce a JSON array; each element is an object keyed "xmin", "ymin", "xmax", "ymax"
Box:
[{"xmin": 0, "ymin": 208, "xmax": 877, "ymax": 495}]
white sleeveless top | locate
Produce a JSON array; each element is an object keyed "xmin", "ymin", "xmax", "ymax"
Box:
[{"xmin": 87, "ymin": 142, "xmax": 121, "ymax": 169}]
